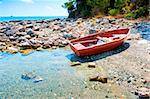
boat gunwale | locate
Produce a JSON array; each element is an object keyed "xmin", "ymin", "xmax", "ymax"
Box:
[{"xmin": 69, "ymin": 28, "xmax": 130, "ymax": 51}]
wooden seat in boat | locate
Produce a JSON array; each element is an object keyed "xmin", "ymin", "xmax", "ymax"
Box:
[{"xmin": 73, "ymin": 43, "xmax": 85, "ymax": 50}]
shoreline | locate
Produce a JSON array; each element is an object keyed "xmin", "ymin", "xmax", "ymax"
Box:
[
  {"xmin": 0, "ymin": 17, "xmax": 149, "ymax": 54},
  {"xmin": 0, "ymin": 17, "xmax": 150, "ymax": 98}
]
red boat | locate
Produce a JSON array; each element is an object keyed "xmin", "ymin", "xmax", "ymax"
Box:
[{"xmin": 69, "ymin": 28, "xmax": 130, "ymax": 56}]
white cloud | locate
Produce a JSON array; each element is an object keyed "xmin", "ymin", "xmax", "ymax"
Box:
[
  {"xmin": 46, "ymin": 6, "xmax": 53, "ymax": 11},
  {"xmin": 21, "ymin": 0, "xmax": 34, "ymax": 4}
]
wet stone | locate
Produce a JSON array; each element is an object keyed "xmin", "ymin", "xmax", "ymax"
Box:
[{"xmin": 33, "ymin": 76, "xmax": 43, "ymax": 83}]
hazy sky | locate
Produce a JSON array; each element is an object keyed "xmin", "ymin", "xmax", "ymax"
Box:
[{"xmin": 0, "ymin": 0, "xmax": 68, "ymax": 16}]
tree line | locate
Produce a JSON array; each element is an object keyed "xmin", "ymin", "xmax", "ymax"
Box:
[{"xmin": 62, "ymin": 0, "xmax": 149, "ymax": 19}]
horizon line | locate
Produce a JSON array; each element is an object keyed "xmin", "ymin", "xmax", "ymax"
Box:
[{"xmin": 0, "ymin": 16, "xmax": 68, "ymax": 17}]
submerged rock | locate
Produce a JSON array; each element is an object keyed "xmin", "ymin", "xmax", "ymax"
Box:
[
  {"xmin": 21, "ymin": 72, "xmax": 36, "ymax": 80},
  {"xmin": 33, "ymin": 76, "xmax": 43, "ymax": 83}
]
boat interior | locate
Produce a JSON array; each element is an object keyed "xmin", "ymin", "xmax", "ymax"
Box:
[{"xmin": 72, "ymin": 33, "xmax": 127, "ymax": 48}]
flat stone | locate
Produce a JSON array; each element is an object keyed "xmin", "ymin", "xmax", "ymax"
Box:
[
  {"xmin": 26, "ymin": 24, "xmax": 33, "ymax": 28},
  {"xmin": 70, "ymin": 61, "xmax": 81, "ymax": 66},
  {"xmin": 9, "ymin": 36, "xmax": 16, "ymax": 41},
  {"xmin": 16, "ymin": 32, "xmax": 27, "ymax": 36},
  {"xmin": 89, "ymin": 73, "xmax": 107, "ymax": 83},
  {"xmin": 88, "ymin": 62, "xmax": 96, "ymax": 68}
]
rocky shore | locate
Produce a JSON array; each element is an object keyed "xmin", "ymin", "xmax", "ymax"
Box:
[
  {"xmin": 0, "ymin": 17, "xmax": 149, "ymax": 98},
  {"xmin": 0, "ymin": 18, "xmax": 136, "ymax": 54}
]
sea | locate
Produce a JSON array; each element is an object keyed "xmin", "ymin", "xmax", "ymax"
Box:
[{"xmin": 0, "ymin": 16, "xmax": 67, "ymax": 22}]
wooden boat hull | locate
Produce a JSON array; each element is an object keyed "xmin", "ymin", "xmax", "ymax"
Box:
[{"xmin": 69, "ymin": 28, "xmax": 130, "ymax": 56}]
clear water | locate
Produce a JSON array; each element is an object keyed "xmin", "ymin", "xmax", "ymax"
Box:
[
  {"xmin": 0, "ymin": 16, "xmax": 67, "ymax": 22},
  {"xmin": 0, "ymin": 49, "xmax": 85, "ymax": 99}
]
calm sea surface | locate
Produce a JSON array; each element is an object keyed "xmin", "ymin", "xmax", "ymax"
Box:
[{"xmin": 0, "ymin": 16, "xmax": 67, "ymax": 22}]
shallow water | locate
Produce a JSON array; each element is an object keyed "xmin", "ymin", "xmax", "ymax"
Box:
[
  {"xmin": 0, "ymin": 49, "xmax": 85, "ymax": 99},
  {"xmin": 134, "ymin": 22, "xmax": 150, "ymax": 41},
  {"xmin": 0, "ymin": 16, "xmax": 67, "ymax": 22}
]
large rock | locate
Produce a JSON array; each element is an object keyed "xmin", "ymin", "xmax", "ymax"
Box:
[
  {"xmin": 26, "ymin": 29, "xmax": 35, "ymax": 37},
  {"xmin": 17, "ymin": 37, "xmax": 26, "ymax": 42},
  {"xmin": 7, "ymin": 47, "xmax": 18, "ymax": 53},
  {"xmin": 19, "ymin": 41, "xmax": 31, "ymax": 49},
  {"xmin": 26, "ymin": 24, "xmax": 33, "ymax": 28},
  {"xmin": 63, "ymin": 32, "xmax": 74, "ymax": 39},
  {"xmin": 34, "ymin": 26, "xmax": 40, "ymax": 31},
  {"xmin": 18, "ymin": 26, "xmax": 25, "ymax": 32},
  {"xmin": 36, "ymin": 20, "xmax": 44, "ymax": 23},
  {"xmin": 89, "ymin": 29, "xmax": 97, "ymax": 34},
  {"xmin": 9, "ymin": 36, "xmax": 17, "ymax": 41},
  {"xmin": 42, "ymin": 41, "xmax": 51, "ymax": 49},
  {"xmin": 5, "ymin": 30, "xmax": 16, "ymax": 36},
  {"xmin": 0, "ymin": 26, "xmax": 11, "ymax": 33}
]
